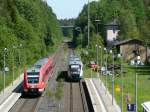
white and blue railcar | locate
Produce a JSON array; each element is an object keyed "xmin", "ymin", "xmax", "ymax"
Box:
[{"xmin": 68, "ymin": 56, "xmax": 83, "ymax": 81}]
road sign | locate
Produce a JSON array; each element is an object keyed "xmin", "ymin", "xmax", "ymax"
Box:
[{"xmin": 127, "ymin": 103, "xmax": 136, "ymax": 111}]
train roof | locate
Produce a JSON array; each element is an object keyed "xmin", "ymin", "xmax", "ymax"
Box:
[
  {"xmin": 34, "ymin": 58, "xmax": 49, "ymax": 66},
  {"xmin": 27, "ymin": 67, "xmax": 40, "ymax": 73},
  {"xmin": 69, "ymin": 55, "xmax": 80, "ymax": 61},
  {"xmin": 69, "ymin": 55, "xmax": 83, "ymax": 66},
  {"xmin": 27, "ymin": 58, "xmax": 49, "ymax": 73}
]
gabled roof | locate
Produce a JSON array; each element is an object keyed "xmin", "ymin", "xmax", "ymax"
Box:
[{"xmin": 113, "ymin": 39, "xmax": 144, "ymax": 46}]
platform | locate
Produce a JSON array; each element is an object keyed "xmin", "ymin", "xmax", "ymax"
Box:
[{"xmin": 85, "ymin": 78, "xmax": 121, "ymax": 112}]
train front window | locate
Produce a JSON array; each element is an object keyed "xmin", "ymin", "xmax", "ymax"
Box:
[
  {"xmin": 27, "ymin": 72, "xmax": 39, "ymax": 76},
  {"xmin": 70, "ymin": 65, "xmax": 81, "ymax": 72},
  {"xmin": 27, "ymin": 72, "xmax": 39, "ymax": 83},
  {"xmin": 28, "ymin": 77, "xmax": 39, "ymax": 83}
]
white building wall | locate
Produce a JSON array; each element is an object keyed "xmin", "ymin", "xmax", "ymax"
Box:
[{"xmin": 106, "ymin": 29, "xmax": 119, "ymax": 42}]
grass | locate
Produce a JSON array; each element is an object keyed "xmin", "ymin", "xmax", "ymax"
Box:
[
  {"xmin": 100, "ymin": 65, "xmax": 150, "ymax": 112},
  {"xmin": 83, "ymin": 66, "xmax": 98, "ymax": 78},
  {"xmin": 45, "ymin": 79, "xmax": 64, "ymax": 100},
  {"xmin": 76, "ymin": 47, "xmax": 150, "ymax": 111}
]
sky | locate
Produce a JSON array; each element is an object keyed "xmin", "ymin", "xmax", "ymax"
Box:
[{"xmin": 47, "ymin": 0, "xmax": 98, "ymax": 19}]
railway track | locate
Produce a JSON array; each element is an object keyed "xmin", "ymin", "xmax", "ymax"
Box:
[
  {"xmin": 9, "ymin": 44, "xmax": 65, "ymax": 112},
  {"xmin": 67, "ymin": 43, "xmax": 84, "ymax": 112},
  {"xmin": 10, "ymin": 43, "xmax": 86, "ymax": 112},
  {"xmin": 69, "ymin": 82, "xmax": 84, "ymax": 112},
  {"xmin": 70, "ymin": 82, "xmax": 73, "ymax": 112},
  {"xmin": 9, "ymin": 96, "xmax": 41, "ymax": 112}
]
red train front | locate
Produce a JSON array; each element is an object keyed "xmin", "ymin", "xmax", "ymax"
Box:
[{"xmin": 23, "ymin": 57, "xmax": 53, "ymax": 95}]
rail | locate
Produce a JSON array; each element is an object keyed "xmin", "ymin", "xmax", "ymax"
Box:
[{"xmin": 70, "ymin": 83, "xmax": 73, "ymax": 112}]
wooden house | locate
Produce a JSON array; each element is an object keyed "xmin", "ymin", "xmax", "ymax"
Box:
[{"xmin": 113, "ymin": 39, "xmax": 148, "ymax": 62}]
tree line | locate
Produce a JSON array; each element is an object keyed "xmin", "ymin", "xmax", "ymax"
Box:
[
  {"xmin": 0, "ymin": 0, "xmax": 62, "ymax": 69},
  {"xmin": 74, "ymin": 0, "xmax": 150, "ymax": 47}
]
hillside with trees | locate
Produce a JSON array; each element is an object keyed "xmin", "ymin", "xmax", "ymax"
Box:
[
  {"xmin": 0, "ymin": 0, "xmax": 62, "ymax": 69},
  {"xmin": 75, "ymin": 0, "xmax": 150, "ymax": 48}
]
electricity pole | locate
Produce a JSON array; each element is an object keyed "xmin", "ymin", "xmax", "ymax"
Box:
[{"xmin": 87, "ymin": 0, "xmax": 90, "ymax": 48}]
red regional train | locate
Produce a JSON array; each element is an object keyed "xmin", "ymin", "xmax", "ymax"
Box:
[{"xmin": 23, "ymin": 56, "xmax": 54, "ymax": 95}]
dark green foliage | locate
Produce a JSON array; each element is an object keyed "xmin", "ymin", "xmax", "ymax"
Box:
[
  {"xmin": 0, "ymin": 0, "xmax": 62, "ymax": 70},
  {"xmin": 75, "ymin": 0, "xmax": 150, "ymax": 45},
  {"xmin": 59, "ymin": 18, "xmax": 75, "ymax": 26}
]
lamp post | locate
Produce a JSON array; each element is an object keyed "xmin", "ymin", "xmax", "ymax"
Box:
[
  {"xmin": 110, "ymin": 50, "xmax": 115, "ymax": 105},
  {"xmin": 18, "ymin": 44, "xmax": 22, "ymax": 65},
  {"xmin": 18, "ymin": 44, "xmax": 22, "ymax": 78},
  {"xmin": 15, "ymin": 44, "xmax": 22, "ymax": 78},
  {"xmin": 99, "ymin": 46, "xmax": 102, "ymax": 81},
  {"xmin": 91, "ymin": 68, "xmax": 92, "ymax": 78},
  {"xmin": 96, "ymin": 44, "xmax": 99, "ymax": 78},
  {"xmin": 3, "ymin": 48, "xmax": 8, "ymax": 94},
  {"xmin": 135, "ymin": 56, "xmax": 138, "ymax": 112},
  {"xmin": 118, "ymin": 53, "xmax": 123, "ymax": 112},
  {"xmin": 95, "ymin": 19, "xmax": 101, "ymax": 35},
  {"xmin": 12, "ymin": 46, "xmax": 15, "ymax": 85},
  {"xmin": 135, "ymin": 73, "xmax": 138, "ymax": 112},
  {"xmin": 104, "ymin": 47, "xmax": 108, "ymax": 94}
]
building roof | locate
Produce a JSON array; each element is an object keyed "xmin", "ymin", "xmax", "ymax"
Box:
[{"xmin": 113, "ymin": 39, "xmax": 144, "ymax": 46}]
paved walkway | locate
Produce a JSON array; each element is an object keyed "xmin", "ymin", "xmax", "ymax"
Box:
[
  {"xmin": 85, "ymin": 78, "xmax": 121, "ymax": 112},
  {"xmin": 0, "ymin": 74, "xmax": 23, "ymax": 105}
]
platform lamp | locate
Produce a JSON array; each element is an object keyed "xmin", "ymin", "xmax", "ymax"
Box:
[
  {"xmin": 3, "ymin": 48, "xmax": 8, "ymax": 94},
  {"xmin": 104, "ymin": 47, "xmax": 108, "ymax": 94},
  {"xmin": 96, "ymin": 44, "xmax": 99, "ymax": 78},
  {"xmin": 118, "ymin": 53, "xmax": 123, "ymax": 112},
  {"xmin": 12, "ymin": 46, "xmax": 17, "ymax": 85},
  {"xmin": 99, "ymin": 45, "xmax": 102, "ymax": 81},
  {"xmin": 110, "ymin": 50, "xmax": 115, "ymax": 105}
]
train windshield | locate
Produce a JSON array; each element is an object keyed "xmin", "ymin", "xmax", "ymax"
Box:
[
  {"xmin": 70, "ymin": 65, "xmax": 81, "ymax": 71},
  {"xmin": 27, "ymin": 72, "xmax": 39, "ymax": 83},
  {"xmin": 27, "ymin": 72, "xmax": 39, "ymax": 76},
  {"xmin": 28, "ymin": 77, "xmax": 39, "ymax": 84}
]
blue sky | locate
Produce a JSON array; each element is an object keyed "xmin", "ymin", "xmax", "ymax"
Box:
[{"xmin": 47, "ymin": 0, "xmax": 98, "ymax": 19}]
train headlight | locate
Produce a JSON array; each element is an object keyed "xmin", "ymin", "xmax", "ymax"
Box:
[{"xmin": 24, "ymin": 89, "xmax": 28, "ymax": 92}]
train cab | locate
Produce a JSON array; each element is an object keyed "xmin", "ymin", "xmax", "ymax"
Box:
[
  {"xmin": 23, "ymin": 58, "xmax": 49, "ymax": 95},
  {"xmin": 23, "ymin": 68, "xmax": 43, "ymax": 94},
  {"xmin": 68, "ymin": 57, "xmax": 83, "ymax": 81}
]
